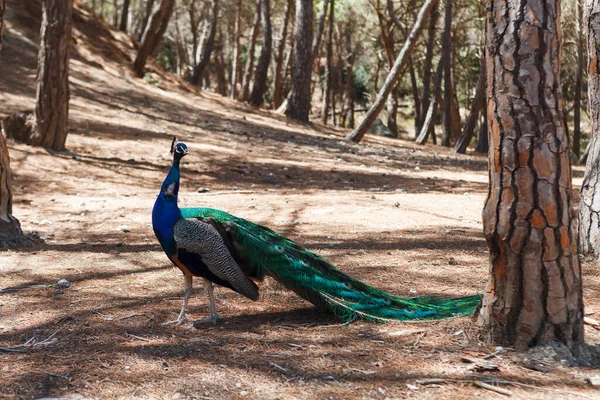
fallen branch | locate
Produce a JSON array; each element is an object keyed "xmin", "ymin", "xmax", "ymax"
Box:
[
  {"xmin": 474, "ymin": 381, "xmax": 513, "ymax": 396},
  {"xmin": 0, "ymin": 327, "xmax": 63, "ymax": 352}
]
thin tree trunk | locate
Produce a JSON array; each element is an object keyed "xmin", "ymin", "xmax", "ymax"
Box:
[
  {"xmin": 285, "ymin": 0, "xmax": 314, "ymax": 122},
  {"xmin": 230, "ymin": 0, "xmax": 243, "ymax": 98},
  {"xmin": 454, "ymin": 60, "xmax": 485, "ymax": 153},
  {"xmin": 113, "ymin": 0, "xmax": 119, "ymax": 27},
  {"xmin": 119, "ymin": 0, "xmax": 131, "ymax": 31},
  {"xmin": 191, "ymin": 0, "xmax": 218, "ymax": 86},
  {"xmin": 408, "ymin": 57, "xmax": 420, "ymax": 134},
  {"xmin": 241, "ymin": 0, "xmax": 261, "ymax": 101},
  {"xmin": 273, "ymin": 0, "xmax": 293, "ymax": 108},
  {"xmin": 137, "ymin": 0, "xmax": 155, "ymax": 41},
  {"xmin": 340, "ymin": 22, "xmax": 355, "ymax": 128},
  {"xmin": 249, "ymin": 0, "xmax": 272, "ymax": 106},
  {"xmin": 474, "ymin": 112, "xmax": 488, "ymax": 153},
  {"xmin": 573, "ymin": 0, "xmax": 584, "ymax": 158},
  {"xmin": 346, "ymin": 0, "xmax": 437, "ymax": 142},
  {"xmin": 133, "ymin": 0, "xmax": 174, "ymax": 77},
  {"xmin": 215, "ymin": 28, "xmax": 228, "ymax": 95},
  {"xmin": 479, "ymin": 0, "xmax": 583, "ymax": 350},
  {"xmin": 321, "ymin": 0, "xmax": 334, "ymax": 124},
  {"xmin": 28, "ymin": 0, "xmax": 73, "ymax": 151},
  {"xmin": 311, "ymin": 0, "xmax": 330, "ymax": 64},
  {"xmin": 441, "ymin": 0, "xmax": 452, "ymax": 147},
  {"xmin": 419, "ymin": 4, "xmax": 438, "ymax": 135},
  {"xmin": 415, "ymin": 56, "xmax": 443, "ymax": 145}
]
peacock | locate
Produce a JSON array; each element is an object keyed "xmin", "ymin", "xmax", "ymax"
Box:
[{"xmin": 152, "ymin": 138, "xmax": 481, "ymax": 325}]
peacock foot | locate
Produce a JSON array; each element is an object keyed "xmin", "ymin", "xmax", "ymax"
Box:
[
  {"xmin": 192, "ymin": 313, "xmax": 221, "ymax": 328},
  {"xmin": 162, "ymin": 316, "xmax": 189, "ymax": 326}
]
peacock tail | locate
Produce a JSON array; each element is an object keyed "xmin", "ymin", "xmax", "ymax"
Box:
[{"xmin": 180, "ymin": 207, "xmax": 481, "ymax": 322}]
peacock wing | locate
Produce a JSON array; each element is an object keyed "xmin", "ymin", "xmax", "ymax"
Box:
[{"xmin": 173, "ymin": 218, "xmax": 259, "ymax": 300}]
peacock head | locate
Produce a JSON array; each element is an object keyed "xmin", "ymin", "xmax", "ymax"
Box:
[{"xmin": 170, "ymin": 137, "xmax": 189, "ymax": 160}]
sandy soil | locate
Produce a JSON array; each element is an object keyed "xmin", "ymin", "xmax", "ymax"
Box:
[{"xmin": 1, "ymin": 2, "xmax": 600, "ymax": 399}]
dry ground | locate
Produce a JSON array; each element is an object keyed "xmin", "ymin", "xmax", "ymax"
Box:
[{"xmin": 1, "ymin": 2, "xmax": 600, "ymax": 399}]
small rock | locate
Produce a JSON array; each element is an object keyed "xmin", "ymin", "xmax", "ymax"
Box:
[
  {"xmin": 324, "ymin": 375, "xmax": 335, "ymax": 381},
  {"xmin": 197, "ymin": 187, "xmax": 210, "ymax": 193},
  {"xmin": 396, "ymin": 188, "xmax": 406, "ymax": 193},
  {"xmin": 448, "ymin": 257, "xmax": 458, "ymax": 265},
  {"xmin": 406, "ymin": 384, "xmax": 418, "ymax": 390},
  {"xmin": 72, "ymin": 155, "xmax": 82, "ymax": 161},
  {"xmin": 248, "ymin": 205, "xmax": 256, "ymax": 209},
  {"xmin": 409, "ymin": 289, "xmax": 417, "ymax": 294},
  {"xmin": 452, "ymin": 329, "xmax": 464, "ymax": 336},
  {"xmin": 57, "ymin": 279, "xmax": 71, "ymax": 289},
  {"xmin": 117, "ymin": 225, "xmax": 130, "ymax": 232},
  {"xmin": 587, "ymin": 375, "xmax": 600, "ymax": 386},
  {"xmin": 240, "ymin": 391, "xmax": 249, "ymax": 396},
  {"xmin": 54, "ymin": 289, "xmax": 64, "ymax": 295},
  {"xmin": 377, "ymin": 387, "xmax": 386, "ymax": 395}
]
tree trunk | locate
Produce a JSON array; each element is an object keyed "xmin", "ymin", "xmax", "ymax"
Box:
[
  {"xmin": 479, "ymin": 0, "xmax": 584, "ymax": 350},
  {"xmin": 475, "ymin": 112, "xmax": 488, "ymax": 153},
  {"xmin": 408, "ymin": 57, "xmax": 420, "ymax": 134},
  {"xmin": 454, "ymin": 60, "xmax": 485, "ymax": 153},
  {"xmin": 215, "ymin": 28, "xmax": 228, "ymax": 95},
  {"xmin": 285, "ymin": 0, "xmax": 313, "ymax": 122},
  {"xmin": 573, "ymin": 0, "xmax": 584, "ymax": 158},
  {"xmin": 28, "ymin": 0, "xmax": 73, "ymax": 151},
  {"xmin": 340, "ymin": 22, "xmax": 355, "ymax": 128},
  {"xmin": 119, "ymin": 0, "xmax": 131, "ymax": 31},
  {"xmin": 112, "ymin": 0, "xmax": 119, "ymax": 27},
  {"xmin": 273, "ymin": 0, "xmax": 292, "ymax": 108},
  {"xmin": 249, "ymin": 0, "xmax": 272, "ymax": 106},
  {"xmin": 137, "ymin": 0, "xmax": 155, "ymax": 41},
  {"xmin": 241, "ymin": 0, "xmax": 261, "ymax": 101},
  {"xmin": 191, "ymin": 0, "xmax": 218, "ymax": 86},
  {"xmin": 415, "ymin": 56, "xmax": 443, "ymax": 145},
  {"xmin": 346, "ymin": 0, "xmax": 436, "ymax": 142},
  {"xmin": 230, "ymin": 0, "xmax": 243, "ymax": 99},
  {"xmin": 321, "ymin": 0, "xmax": 334, "ymax": 124},
  {"xmin": 419, "ymin": 4, "xmax": 438, "ymax": 135},
  {"xmin": 441, "ymin": 0, "xmax": 452, "ymax": 147},
  {"xmin": 133, "ymin": 0, "xmax": 174, "ymax": 77}
]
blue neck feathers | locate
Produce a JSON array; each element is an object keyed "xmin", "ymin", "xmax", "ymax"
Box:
[{"xmin": 152, "ymin": 158, "xmax": 183, "ymax": 255}]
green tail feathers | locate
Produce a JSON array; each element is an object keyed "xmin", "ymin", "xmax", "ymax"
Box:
[{"xmin": 180, "ymin": 207, "xmax": 481, "ymax": 322}]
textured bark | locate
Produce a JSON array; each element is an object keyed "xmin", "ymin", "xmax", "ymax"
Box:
[
  {"xmin": 573, "ymin": 0, "xmax": 584, "ymax": 158},
  {"xmin": 249, "ymin": 0, "xmax": 272, "ymax": 106},
  {"xmin": 241, "ymin": 0, "xmax": 262, "ymax": 102},
  {"xmin": 441, "ymin": 0, "xmax": 452, "ymax": 147},
  {"xmin": 273, "ymin": 0, "xmax": 292, "ymax": 108},
  {"xmin": 191, "ymin": 0, "xmax": 218, "ymax": 86},
  {"xmin": 580, "ymin": 0, "xmax": 600, "ymax": 257},
  {"xmin": 415, "ymin": 56, "xmax": 443, "ymax": 145},
  {"xmin": 454, "ymin": 61, "xmax": 485, "ymax": 153},
  {"xmin": 479, "ymin": 0, "xmax": 583, "ymax": 349},
  {"xmin": 133, "ymin": 0, "xmax": 174, "ymax": 77},
  {"xmin": 230, "ymin": 0, "xmax": 243, "ymax": 98},
  {"xmin": 321, "ymin": 0, "xmax": 334, "ymax": 124},
  {"xmin": 346, "ymin": 0, "xmax": 436, "ymax": 142},
  {"xmin": 419, "ymin": 4, "xmax": 438, "ymax": 135},
  {"xmin": 119, "ymin": 0, "xmax": 131, "ymax": 31},
  {"xmin": 28, "ymin": 0, "xmax": 73, "ymax": 151},
  {"xmin": 285, "ymin": 0, "xmax": 313, "ymax": 122}
]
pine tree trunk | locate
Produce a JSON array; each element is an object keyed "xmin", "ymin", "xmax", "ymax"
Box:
[
  {"xmin": 579, "ymin": 0, "xmax": 600, "ymax": 257},
  {"xmin": 475, "ymin": 112, "xmax": 488, "ymax": 153},
  {"xmin": 285, "ymin": 0, "xmax": 313, "ymax": 122},
  {"xmin": 479, "ymin": 0, "xmax": 584, "ymax": 350},
  {"xmin": 215, "ymin": 28, "xmax": 228, "ymax": 95},
  {"xmin": 340, "ymin": 22, "xmax": 355, "ymax": 128},
  {"xmin": 191, "ymin": 0, "xmax": 218, "ymax": 86},
  {"xmin": 273, "ymin": 0, "xmax": 292, "ymax": 108},
  {"xmin": 119, "ymin": 0, "xmax": 131, "ymax": 31},
  {"xmin": 321, "ymin": 0, "xmax": 334, "ymax": 124},
  {"xmin": 133, "ymin": 0, "xmax": 174, "ymax": 77},
  {"xmin": 441, "ymin": 0, "xmax": 452, "ymax": 147},
  {"xmin": 346, "ymin": 0, "xmax": 436, "ymax": 142},
  {"xmin": 136, "ymin": 0, "xmax": 155, "ymax": 41},
  {"xmin": 573, "ymin": 0, "xmax": 584, "ymax": 158},
  {"xmin": 419, "ymin": 4, "xmax": 438, "ymax": 136},
  {"xmin": 112, "ymin": 0, "xmax": 119, "ymax": 27},
  {"xmin": 241, "ymin": 0, "xmax": 261, "ymax": 102},
  {"xmin": 454, "ymin": 60, "xmax": 485, "ymax": 153},
  {"xmin": 408, "ymin": 57, "xmax": 420, "ymax": 134},
  {"xmin": 28, "ymin": 0, "xmax": 73, "ymax": 151},
  {"xmin": 415, "ymin": 56, "xmax": 443, "ymax": 145},
  {"xmin": 229, "ymin": 0, "xmax": 242, "ymax": 98},
  {"xmin": 249, "ymin": 0, "xmax": 272, "ymax": 106}
]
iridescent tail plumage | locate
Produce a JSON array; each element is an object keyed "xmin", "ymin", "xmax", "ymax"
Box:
[{"xmin": 180, "ymin": 207, "xmax": 481, "ymax": 322}]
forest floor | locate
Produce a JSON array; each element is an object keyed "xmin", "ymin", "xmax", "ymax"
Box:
[{"xmin": 2, "ymin": 2, "xmax": 600, "ymax": 399}]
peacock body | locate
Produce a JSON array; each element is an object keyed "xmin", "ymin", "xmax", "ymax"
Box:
[{"xmin": 153, "ymin": 140, "xmax": 480, "ymax": 325}]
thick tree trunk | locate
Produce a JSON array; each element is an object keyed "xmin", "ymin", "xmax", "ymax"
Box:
[
  {"xmin": 285, "ymin": 0, "xmax": 314, "ymax": 122},
  {"xmin": 479, "ymin": 0, "xmax": 584, "ymax": 350},
  {"xmin": 28, "ymin": 0, "xmax": 73, "ymax": 151},
  {"xmin": 415, "ymin": 56, "xmax": 443, "ymax": 145},
  {"xmin": 119, "ymin": 0, "xmax": 131, "ymax": 31},
  {"xmin": 321, "ymin": 0, "xmax": 334, "ymax": 124},
  {"xmin": 230, "ymin": 0, "xmax": 242, "ymax": 98},
  {"xmin": 454, "ymin": 61, "xmax": 485, "ymax": 154},
  {"xmin": 273, "ymin": 0, "xmax": 292, "ymax": 108},
  {"xmin": 191, "ymin": 0, "xmax": 218, "ymax": 86},
  {"xmin": 249, "ymin": 0, "xmax": 272, "ymax": 106},
  {"xmin": 573, "ymin": 0, "xmax": 584, "ymax": 158},
  {"xmin": 419, "ymin": 4, "xmax": 438, "ymax": 136},
  {"xmin": 346, "ymin": 0, "xmax": 436, "ymax": 142},
  {"xmin": 241, "ymin": 0, "xmax": 262, "ymax": 102},
  {"xmin": 441, "ymin": 0, "xmax": 452, "ymax": 147},
  {"xmin": 133, "ymin": 0, "xmax": 174, "ymax": 77}
]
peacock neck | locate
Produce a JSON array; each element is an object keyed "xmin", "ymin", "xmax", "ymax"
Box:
[{"xmin": 152, "ymin": 160, "xmax": 183, "ymax": 255}]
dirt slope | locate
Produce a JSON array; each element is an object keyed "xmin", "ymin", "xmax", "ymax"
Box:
[{"xmin": 0, "ymin": 2, "xmax": 599, "ymax": 399}]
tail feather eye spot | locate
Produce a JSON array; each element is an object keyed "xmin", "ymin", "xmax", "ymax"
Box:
[{"xmin": 273, "ymin": 245, "xmax": 284, "ymax": 253}]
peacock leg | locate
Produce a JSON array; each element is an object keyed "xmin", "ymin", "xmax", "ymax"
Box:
[
  {"xmin": 193, "ymin": 278, "xmax": 221, "ymax": 326},
  {"xmin": 163, "ymin": 274, "xmax": 193, "ymax": 325}
]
